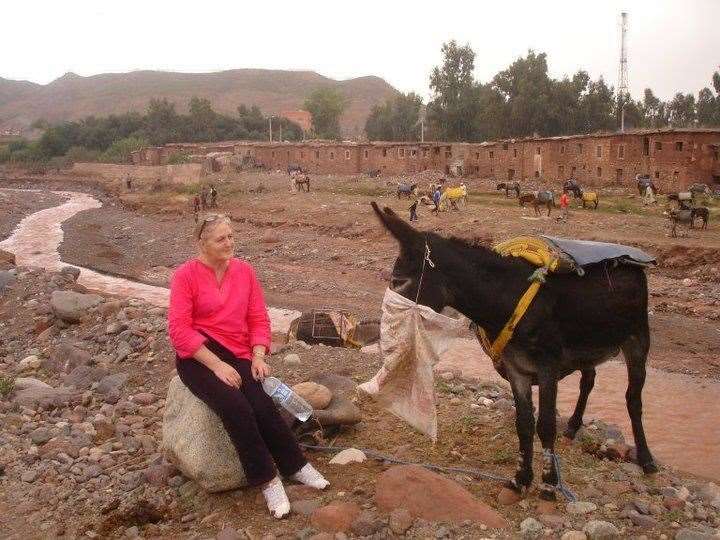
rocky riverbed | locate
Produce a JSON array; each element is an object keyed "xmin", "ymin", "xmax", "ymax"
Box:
[{"xmin": 1, "ymin": 253, "xmax": 720, "ymax": 539}]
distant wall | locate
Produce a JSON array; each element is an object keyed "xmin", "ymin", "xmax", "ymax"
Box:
[{"xmin": 71, "ymin": 162, "xmax": 205, "ymax": 187}]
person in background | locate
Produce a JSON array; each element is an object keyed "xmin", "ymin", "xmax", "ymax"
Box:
[
  {"xmin": 559, "ymin": 190, "xmax": 570, "ymax": 221},
  {"xmin": 167, "ymin": 214, "xmax": 329, "ymax": 519},
  {"xmin": 409, "ymin": 198, "xmax": 419, "ymax": 221}
]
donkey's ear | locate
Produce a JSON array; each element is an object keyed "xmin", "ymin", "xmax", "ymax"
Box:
[{"xmin": 370, "ymin": 201, "xmax": 421, "ymax": 246}]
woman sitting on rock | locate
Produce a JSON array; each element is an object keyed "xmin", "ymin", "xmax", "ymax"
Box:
[{"xmin": 167, "ymin": 213, "xmax": 329, "ymax": 518}]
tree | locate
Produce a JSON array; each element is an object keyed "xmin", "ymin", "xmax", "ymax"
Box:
[
  {"xmin": 641, "ymin": 89, "xmax": 669, "ymax": 128},
  {"xmin": 696, "ymin": 87, "xmax": 716, "ymax": 126},
  {"xmin": 576, "ymin": 77, "xmax": 615, "ymax": 133},
  {"xmin": 304, "ymin": 87, "xmax": 347, "ymax": 140},
  {"xmin": 427, "ymin": 40, "xmax": 479, "ymax": 141},
  {"xmin": 668, "ymin": 92, "xmax": 696, "ymax": 127},
  {"xmin": 365, "ymin": 93, "xmax": 423, "ymax": 141}
]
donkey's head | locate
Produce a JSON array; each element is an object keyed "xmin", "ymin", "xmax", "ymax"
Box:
[{"xmin": 371, "ymin": 202, "xmax": 453, "ymax": 312}]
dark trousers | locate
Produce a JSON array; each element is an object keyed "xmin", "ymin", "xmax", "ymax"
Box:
[{"xmin": 176, "ymin": 337, "xmax": 307, "ymax": 486}]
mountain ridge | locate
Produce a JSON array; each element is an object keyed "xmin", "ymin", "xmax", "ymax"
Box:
[{"xmin": 0, "ymin": 69, "xmax": 400, "ymax": 136}]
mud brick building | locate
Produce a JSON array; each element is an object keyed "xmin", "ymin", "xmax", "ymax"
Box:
[{"xmin": 131, "ymin": 128, "xmax": 720, "ymax": 191}]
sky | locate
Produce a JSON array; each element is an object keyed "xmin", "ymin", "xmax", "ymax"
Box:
[{"xmin": 2, "ymin": 0, "xmax": 719, "ymax": 102}]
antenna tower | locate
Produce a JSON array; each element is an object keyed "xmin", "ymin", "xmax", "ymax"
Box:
[{"xmin": 618, "ymin": 11, "xmax": 629, "ymax": 132}]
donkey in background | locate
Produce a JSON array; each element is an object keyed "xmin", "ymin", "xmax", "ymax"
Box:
[{"xmin": 371, "ymin": 202, "xmax": 657, "ymax": 500}]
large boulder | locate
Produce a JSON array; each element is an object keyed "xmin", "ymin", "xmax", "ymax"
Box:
[
  {"xmin": 13, "ymin": 383, "xmax": 77, "ymax": 410},
  {"xmin": 50, "ymin": 291, "xmax": 103, "ymax": 323},
  {"xmin": 375, "ymin": 465, "xmax": 508, "ymax": 529},
  {"xmin": 162, "ymin": 376, "xmax": 247, "ymax": 492}
]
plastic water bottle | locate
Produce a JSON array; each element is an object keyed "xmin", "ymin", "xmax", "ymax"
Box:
[{"xmin": 262, "ymin": 376, "xmax": 313, "ymax": 422}]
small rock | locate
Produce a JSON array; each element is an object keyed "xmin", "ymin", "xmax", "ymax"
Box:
[
  {"xmin": 329, "ymin": 448, "xmax": 366, "ymax": 465},
  {"xmin": 583, "ymin": 520, "xmax": 620, "ymax": 539},
  {"xmin": 132, "ymin": 392, "xmax": 157, "ymax": 406},
  {"xmin": 21, "ymin": 470, "xmax": 37, "ymax": 483},
  {"xmin": 216, "ymin": 526, "xmax": 244, "ymax": 540},
  {"xmin": 292, "ymin": 382, "xmax": 332, "ymax": 410},
  {"xmin": 498, "ymin": 487, "xmax": 522, "ymax": 505},
  {"xmin": 674, "ymin": 528, "xmax": 718, "ymax": 540},
  {"xmin": 284, "ymin": 353, "xmax": 301, "ymax": 366},
  {"xmin": 388, "ymin": 508, "xmax": 413, "ymax": 534},
  {"xmin": 292, "ymin": 499, "xmax": 322, "ymax": 516},
  {"xmin": 18, "ymin": 355, "xmax": 41, "ymax": 371},
  {"xmin": 629, "ymin": 510, "xmax": 659, "ymax": 529},
  {"xmin": 561, "ymin": 532, "xmax": 587, "ymax": 540},
  {"xmin": 567, "ymin": 501, "xmax": 598, "ymax": 515},
  {"xmin": 310, "ymin": 502, "xmax": 361, "ymax": 533},
  {"xmin": 519, "ymin": 517, "xmax": 543, "ymax": 538},
  {"xmin": 30, "ymin": 427, "xmax": 52, "ymax": 445}
]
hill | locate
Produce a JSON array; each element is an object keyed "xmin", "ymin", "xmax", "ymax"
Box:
[{"xmin": 0, "ymin": 69, "xmax": 400, "ymax": 137}]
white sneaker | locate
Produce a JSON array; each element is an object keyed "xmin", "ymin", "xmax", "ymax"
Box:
[
  {"xmin": 292, "ymin": 463, "xmax": 330, "ymax": 490},
  {"xmin": 262, "ymin": 476, "xmax": 290, "ymax": 518}
]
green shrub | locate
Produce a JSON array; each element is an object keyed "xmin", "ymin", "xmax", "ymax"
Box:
[
  {"xmin": 65, "ymin": 145, "xmax": 101, "ymax": 163},
  {"xmin": 167, "ymin": 152, "xmax": 191, "ymax": 165},
  {"xmin": 99, "ymin": 136, "xmax": 148, "ymax": 164},
  {"xmin": 0, "ymin": 376, "xmax": 14, "ymax": 398}
]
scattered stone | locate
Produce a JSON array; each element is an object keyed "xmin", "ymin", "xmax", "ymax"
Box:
[
  {"xmin": 583, "ymin": 520, "xmax": 620, "ymax": 539},
  {"xmin": 50, "ymin": 290, "xmax": 103, "ymax": 323},
  {"xmin": 497, "ymin": 487, "xmax": 522, "ymax": 505},
  {"xmin": 312, "ymin": 397, "xmax": 362, "ymax": 427},
  {"xmin": 132, "ymin": 392, "xmax": 157, "ymax": 405},
  {"xmin": 292, "ymin": 499, "xmax": 322, "ymax": 516},
  {"xmin": 18, "ymin": 355, "xmax": 41, "ymax": 371},
  {"xmin": 561, "ymin": 532, "xmax": 587, "ymax": 540},
  {"xmin": 162, "ymin": 376, "xmax": 247, "ymax": 492},
  {"xmin": 567, "ymin": 501, "xmax": 598, "ymax": 515},
  {"xmin": 29, "ymin": 427, "xmax": 52, "ymax": 445},
  {"xmin": 629, "ymin": 510, "xmax": 659, "ymax": 528},
  {"xmin": 375, "ymin": 465, "xmax": 507, "ymax": 529},
  {"xmin": 388, "ymin": 508, "xmax": 414, "ymax": 535},
  {"xmin": 216, "ymin": 526, "xmax": 244, "ymax": 540},
  {"xmin": 96, "ymin": 372, "xmax": 129, "ymax": 395},
  {"xmin": 310, "ymin": 502, "xmax": 361, "ymax": 533},
  {"xmin": 329, "ymin": 448, "xmax": 366, "ymax": 465},
  {"xmin": 292, "ymin": 382, "xmax": 332, "ymax": 410},
  {"xmin": 283, "ymin": 353, "xmax": 301, "ymax": 366},
  {"xmin": 21, "ymin": 470, "xmax": 37, "ymax": 483},
  {"xmin": 350, "ymin": 511, "xmax": 383, "ymax": 536},
  {"xmin": 64, "ymin": 365, "xmax": 109, "ymax": 390},
  {"xmin": 520, "ymin": 517, "xmax": 544, "ymax": 538},
  {"xmin": 674, "ymin": 528, "xmax": 718, "ymax": 540}
]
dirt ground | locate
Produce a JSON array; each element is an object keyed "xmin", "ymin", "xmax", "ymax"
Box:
[
  {"xmin": 3, "ymin": 170, "xmax": 717, "ymax": 381},
  {"xmin": 1, "ymin": 171, "xmax": 720, "ymax": 539}
]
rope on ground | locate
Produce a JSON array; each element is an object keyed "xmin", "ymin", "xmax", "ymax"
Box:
[{"xmin": 299, "ymin": 443, "xmax": 511, "ymax": 484}]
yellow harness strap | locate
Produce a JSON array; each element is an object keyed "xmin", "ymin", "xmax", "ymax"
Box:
[
  {"xmin": 474, "ymin": 235, "xmax": 561, "ymax": 363},
  {"xmin": 475, "ymin": 278, "xmax": 544, "ymax": 364}
]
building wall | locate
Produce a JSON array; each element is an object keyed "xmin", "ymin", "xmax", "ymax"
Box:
[
  {"xmin": 72, "ymin": 162, "xmax": 205, "ymax": 187},
  {"xmin": 131, "ymin": 130, "xmax": 720, "ymax": 190}
]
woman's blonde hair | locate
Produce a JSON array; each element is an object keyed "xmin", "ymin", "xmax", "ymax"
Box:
[{"xmin": 194, "ymin": 213, "xmax": 232, "ymax": 240}]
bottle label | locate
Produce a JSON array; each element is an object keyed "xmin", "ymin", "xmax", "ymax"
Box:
[{"xmin": 274, "ymin": 383, "xmax": 292, "ymax": 402}]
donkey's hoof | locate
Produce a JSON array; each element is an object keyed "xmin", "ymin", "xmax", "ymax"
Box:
[
  {"xmin": 505, "ymin": 479, "xmax": 528, "ymax": 495},
  {"xmin": 642, "ymin": 462, "xmax": 658, "ymax": 475},
  {"xmin": 539, "ymin": 488, "xmax": 557, "ymax": 501}
]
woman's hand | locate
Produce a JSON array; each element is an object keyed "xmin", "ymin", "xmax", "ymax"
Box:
[
  {"xmin": 251, "ymin": 357, "xmax": 270, "ymax": 381},
  {"xmin": 213, "ymin": 363, "xmax": 242, "ymax": 388}
]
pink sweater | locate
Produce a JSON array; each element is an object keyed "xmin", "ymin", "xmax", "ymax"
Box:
[{"xmin": 168, "ymin": 258, "xmax": 271, "ymax": 360}]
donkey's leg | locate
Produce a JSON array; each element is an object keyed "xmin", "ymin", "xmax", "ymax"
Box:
[
  {"xmin": 536, "ymin": 368, "xmax": 559, "ymax": 500},
  {"xmin": 508, "ymin": 372, "xmax": 534, "ymax": 492},
  {"xmin": 563, "ymin": 368, "xmax": 596, "ymax": 439},
  {"xmin": 621, "ymin": 333, "xmax": 657, "ymax": 474}
]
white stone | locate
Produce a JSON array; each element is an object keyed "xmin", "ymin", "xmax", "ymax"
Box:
[
  {"xmin": 329, "ymin": 448, "xmax": 367, "ymax": 465},
  {"xmin": 18, "ymin": 355, "xmax": 41, "ymax": 371},
  {"xmin": 567, "ymin": 501, "xmax": 598, "ymax": 515}
]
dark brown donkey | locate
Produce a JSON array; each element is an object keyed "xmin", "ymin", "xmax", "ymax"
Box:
[{"xmin": 371, "ymin": 202, "xmax": 657, "ymax": 500}]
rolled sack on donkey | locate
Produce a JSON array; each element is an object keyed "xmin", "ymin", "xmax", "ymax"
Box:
[{"xmin": 369, "ymin": 202, "xmax": 658, "ymax": 501}]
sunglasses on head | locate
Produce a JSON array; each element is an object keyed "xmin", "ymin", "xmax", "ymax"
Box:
[{"xmin": 197, "ymin": 214, "xmax": 226, "ymax": 239}]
